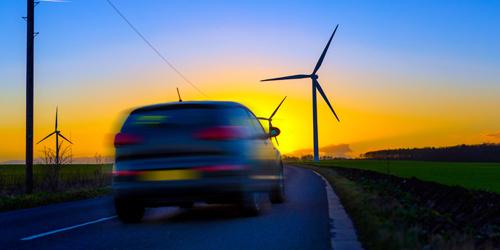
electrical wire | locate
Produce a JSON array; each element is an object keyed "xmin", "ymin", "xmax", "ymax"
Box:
[{"xmin": 105, "ymin": 0, "xmax": 208, "ymax": 98}]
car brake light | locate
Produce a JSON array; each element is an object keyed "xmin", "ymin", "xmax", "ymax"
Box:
[
  {"xmin": 195, "ymin": 126, "xmax": 245, "ymax": 140},
  {"xmin": 114, "ymin": 133, "xmax": 142, "ymax": 146}
]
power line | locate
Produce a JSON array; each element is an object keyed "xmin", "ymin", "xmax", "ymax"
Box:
[{"xmin": 105, "ymin": 0, "xmax": 208, "ymax": 98}]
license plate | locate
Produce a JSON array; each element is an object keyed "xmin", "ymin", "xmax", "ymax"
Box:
[{"xmin": 138, "ymin": 169, "xmax": 200, "ymax": 181}]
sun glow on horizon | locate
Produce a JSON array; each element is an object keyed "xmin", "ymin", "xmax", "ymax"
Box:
[{"xmin": 1, "ymin": 0, "xmax": 499, "ymax": 161}]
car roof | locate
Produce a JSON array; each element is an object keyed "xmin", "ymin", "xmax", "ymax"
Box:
[{"xmin": 131, "ymin": 101, "xmax": 247, "ymax": 114}]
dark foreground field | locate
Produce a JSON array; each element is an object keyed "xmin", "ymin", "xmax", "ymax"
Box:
[
  {"xmin": 0, "ymin": 164, "xmax": 112, "ymax": 211},
  {"xmin": 298, "ymin": 163, "xmax": 500, "ymax": 249},
  {"xmin": 0, "ymin": 164, "xmax": 112, "ymax": 195}
]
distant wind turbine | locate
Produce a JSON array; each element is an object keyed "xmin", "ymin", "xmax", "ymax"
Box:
[
  {"xmin": 257, "ymin": 96, "xmax": 287, "ymax": 146},
  {"xmin": 37, "ymin": 107, "xmax": 73, "ymax": 165},
  {"xmin": 261, "ymin": 25, "xmax": 341, "ymax": 161}
]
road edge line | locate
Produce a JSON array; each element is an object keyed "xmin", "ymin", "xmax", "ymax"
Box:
[{"xmin": 20, "ymin": 215, "xmax": 117, "ymax": 241}]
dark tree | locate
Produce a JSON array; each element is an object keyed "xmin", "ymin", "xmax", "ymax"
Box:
[{"xmin": 362, "ymin": 143, "xmax": 500, "ymax": 162}]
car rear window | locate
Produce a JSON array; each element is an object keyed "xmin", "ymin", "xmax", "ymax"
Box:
[
  {"xmin": 122, "ymin": 104, "xmax": 251, "ymax": 130},
  {"xmin": 124, "ymin": 107, "xmax": 221, "ymax": 128}
]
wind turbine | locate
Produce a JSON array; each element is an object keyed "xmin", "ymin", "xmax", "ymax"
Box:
[
  {"xmin": 257, "ymin": 96, "xmax": 287, "ymax": 146},
  {"xmin": 37, "ymin": 107, "xmax": 73, "ymax": 165},
  {"xmin": 261, "ymin": 25, "xmax": 341, "ymax": 161}
]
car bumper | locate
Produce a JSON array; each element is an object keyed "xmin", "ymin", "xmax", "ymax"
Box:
[{"xmin": 113, "ymin": 176, "xmax": 279, "ymax": 206}]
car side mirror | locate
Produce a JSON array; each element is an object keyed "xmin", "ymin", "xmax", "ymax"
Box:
[{"xmin": 269, "ymin": 127, "xmax": 281, "ymax": 137}]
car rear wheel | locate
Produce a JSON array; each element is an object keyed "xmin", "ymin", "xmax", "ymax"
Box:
[
  {"xmin": 115, "ymin": 199, "xmax": 145, "ymax": 223},
  {"xmin": 241, "ymin": 192, "xmax": 263, "ymax": 216}
]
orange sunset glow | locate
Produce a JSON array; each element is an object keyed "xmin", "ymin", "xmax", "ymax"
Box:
[{"xmin": 1, "ymin": 0, "xmax": 499, "ymax": 162}]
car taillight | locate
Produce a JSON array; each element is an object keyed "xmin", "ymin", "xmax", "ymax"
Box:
[
  {"xmin": 112, "ymin": 170, "xmax": 144, "ymax": 176},
  {"xmin": 195, "ymin": 126, "xmax": 245, "ymax": 140},
  {"xmin": 114, "ymin": 133, "xmax": 142, "ymax": 147}
]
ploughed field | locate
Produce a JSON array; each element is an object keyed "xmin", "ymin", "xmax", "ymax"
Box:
[
  {"xmin": 0, "ymin": 164, "xmax": 112, "ymax": 195},
  {"xmin": 333, "ymin": 167, "xmax": 500, "ymax": 248},
  {"xmin": 301, "ymin": 162, "xmax": 500, "ymax": 248},
  {"xmin": 313, "ymin": 160, "xmax": 500, "ymax": 193}
]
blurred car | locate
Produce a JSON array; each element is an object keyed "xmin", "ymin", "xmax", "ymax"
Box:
[{"xmin": 112, "ymin": 101, "xmax": 285, "ymax": 222}]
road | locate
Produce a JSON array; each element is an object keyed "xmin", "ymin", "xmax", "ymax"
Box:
[{"xmin": 0, "ymin": 166, "xmax": 335, "ymax": 250}]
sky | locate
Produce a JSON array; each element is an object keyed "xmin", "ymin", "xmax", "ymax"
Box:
[{"xmin": 1, "ymin": 0, "xmax": 499, "ymax": 161}]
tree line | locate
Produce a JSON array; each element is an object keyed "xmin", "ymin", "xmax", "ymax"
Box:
[{"xmin": 362, "ymin": 143, "xmax": 500, "ymax": 162}]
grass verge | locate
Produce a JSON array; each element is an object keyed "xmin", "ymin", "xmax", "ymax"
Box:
[
  {"xmin": 0, "ymin": 164, "xmax": 112, "ymax": 212},
  {"xmin": 298, "ymin": 164, "xmax": 493, "ymax": 250},
  {"xmin": 0, "ymin": 164, "xmax": 112, "ymax": 196},
  {"xmin": 0, "ymin": 187, "xmax": 111, "ymax": 212},
  {"xmin": 303, "ymin": 165, "xmax": 417, "ymax": 249}
]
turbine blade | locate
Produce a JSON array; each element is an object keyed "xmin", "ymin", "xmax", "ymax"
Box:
[
  {"xmin": 261, "ymin": 74, "xmax": 310, "ymax": 82},
  {"xmin": 36, "ymin": 131, "xmax": 56, "ymax": 144},
  {"xmin": 312, "ymin": 24, "xmax": 339, "ymax": 74},
  {"xmin": 58, "ymin": 133, "xmax": 73, "ymax": 144},
  {"xmin": 257, "ymin": 117, "xmax": 270, "ymax": 121},
  {"xmin": 269, "ymin": 96, "xmax": 287, "ymax": 119},
  {"xmin": 275, "ymin": 136, "xmax": 279, "ymax": 146},
  {"xmin": 315, "ymin": 80, "xmax": 340, "ymax": 122}
]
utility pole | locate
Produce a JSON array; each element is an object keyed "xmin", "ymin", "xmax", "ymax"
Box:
[{"xmin": 25, "ymin": 0, "xmax": 35, "ymax": 194}]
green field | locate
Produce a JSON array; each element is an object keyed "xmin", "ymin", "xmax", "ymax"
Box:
[
  {"xmin": 0, "ymin": 164, "xmax": 113, "ymax": 195},
  {"xmin": 0, "ymin": 164, "xmax": 113, "ymax": 177},
  {"xmin": 309, "ymin": 160, "xmax": 500, "ymax": 193}
]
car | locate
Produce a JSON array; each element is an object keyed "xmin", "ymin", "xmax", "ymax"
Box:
[{"xmin": 112, "ymin": 101, "xmax": 285, "ymax": 222}]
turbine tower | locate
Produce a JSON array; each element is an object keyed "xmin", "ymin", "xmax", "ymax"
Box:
[
  {"xmin": 257, "ymin": 96, "xmax": 287, "ymax": 146},
  {"xmin": 37, "ymin": 107, "xmax": 73, "ymax": 165},
  {"xmin": 261, "ymin": 25, "xmax": 341, "ymax": 161}
]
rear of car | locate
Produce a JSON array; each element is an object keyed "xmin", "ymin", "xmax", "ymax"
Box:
[{"xmin": 113, "ymin": 101, "xmax": 284, "ymax": 222}]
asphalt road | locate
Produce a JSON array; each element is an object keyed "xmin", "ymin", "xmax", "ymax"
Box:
[{"xmin": 0, "ymin": 166, "xmax": 332, "ymax": 250}]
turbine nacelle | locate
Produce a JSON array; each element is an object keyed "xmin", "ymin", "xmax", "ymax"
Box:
[{"xmin": 258, "ymin": 96, "xmax": 287, "ymax": 146}]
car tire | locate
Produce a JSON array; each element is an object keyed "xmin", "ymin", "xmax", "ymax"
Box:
[
  {"xmin": 115, "ymin": 198, "xmax": 145, "ymax": 223},
  {"xmin": 270, "ymin": 170, "xmax": 285, "ymax": 204},
  {"xmin": 241, "ymin": 192, "xmax": 262, "ymax": 216}
]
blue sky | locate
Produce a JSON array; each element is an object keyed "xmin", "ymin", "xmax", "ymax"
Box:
[{"xmin": 1, "ymin": 0, "xmax": 499, "ymax": 160}]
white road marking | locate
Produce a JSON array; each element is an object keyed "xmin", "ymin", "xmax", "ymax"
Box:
[
  {"xmin": 20, "ymin": 215, "xmax": 117, "ymax": 241},
  {"xmin": 313, "ymin": 171, "xmax": 364, "ymax": 250}
]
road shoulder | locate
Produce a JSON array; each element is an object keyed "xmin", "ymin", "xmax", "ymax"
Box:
[{"xmin": 302, "ymin": 166, "xmax": 364, "ymax": 250}]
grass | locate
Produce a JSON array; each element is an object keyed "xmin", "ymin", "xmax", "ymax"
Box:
[
  {"xmin": 304, "ymin": 165, "xmax": 421, "ymax": 249},
  {"xmin": 302, "ymin": 165, "xmax": 480, "ymax": 249},
  {"xmin": 306, "ymin": 159, "xmax": 500, "ymax": 193},
  {"xmin": 0, "ymin": 187, "xmax": 111, "ymax": 212},
  {"xmin": 0, "ymin": 164, "xmax": 113, "ymax": 211},
  {"xmin": 0, "ymin": 164, "xmax": 113, "ymax": 179}
]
